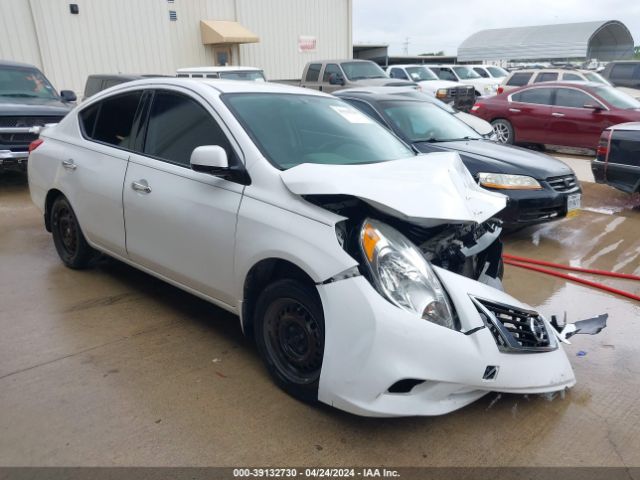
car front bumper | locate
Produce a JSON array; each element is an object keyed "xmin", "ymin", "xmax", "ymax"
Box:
[
  {"xmin": 0, "ymin": 149, "xmax": 29, "ymax": 171},
  {"xmin": 493, "ymin": 185, "xmax": 582, "ymax": 226},
  {"xmin": 316, "ymin": 268, "xmax": 575, "ymax": 417}
]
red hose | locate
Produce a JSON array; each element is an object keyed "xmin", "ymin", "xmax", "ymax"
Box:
[
  {"xmin": 503, "ymin": 259, "xmax": 640, "ymax": 302},
  {"xmin": 503, "ymin": 253, "xmax": 640, "ymax": 281}
]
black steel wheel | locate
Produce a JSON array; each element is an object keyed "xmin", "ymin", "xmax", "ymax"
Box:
[
  {"xmin": 254, "ymin": 279, "xmax": 324, "ymax": 402},
  {"xmin": 50, "ymin": 196, "xmax": 96, "ymax": 269}
]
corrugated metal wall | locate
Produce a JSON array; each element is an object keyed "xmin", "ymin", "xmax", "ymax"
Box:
[{"xmin": 0, "ymin": 0, "xmax": 351, "ymax": 94}]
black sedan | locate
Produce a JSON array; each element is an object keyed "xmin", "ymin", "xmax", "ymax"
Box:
[
  {"xmin": 334, "ymin": 89, "xmax": 582, "ymax": 227},
  {"xmin": 592, "ymin": 122, "xmax": 640, "ymax": 193}
]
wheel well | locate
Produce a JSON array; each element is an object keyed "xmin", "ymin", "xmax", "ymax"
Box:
[
  {"xmin": 44, "ymin": 189, "xmax": 64, "ymax": 232},
  {"xmin": 241, "ymin": 258, "xmax": 317, "ymax": 338}
]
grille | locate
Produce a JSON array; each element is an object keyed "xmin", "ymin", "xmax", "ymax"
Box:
[
  {"xmin": 0, "ymin": 116, "xmax": 63, "ymax": 128},
  {"xmin": 471, "ymin": 296, "xmax": 556, "ymax": 353},
  {"xmin": 547, "ymin": 174, "xmax": 578, "ymax": 192},
  {"xmin": 0, "ymin": 132, "xmax": 38, "ymax": 146},
  {"xmin": 517, "ymin": 206, "xmax": 562, "ymax": 223}
]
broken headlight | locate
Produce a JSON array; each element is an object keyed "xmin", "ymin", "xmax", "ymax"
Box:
[{"xmin": 359, "ymin": 218, "xmax": 455, "ymax": 329}]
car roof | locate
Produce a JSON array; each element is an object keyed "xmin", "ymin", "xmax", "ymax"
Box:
[
  {"xmin": 308, "ymin": 59, "xmax": 373, "ymax": 64},
  {"xmin": 176, "ymin": 66, "xmax": 262, "ymax": 73},
  {"xmin": 0, "ymin": 59, "xmax": 41, "ymax": 69},
  {"xmin": 106, "ymin": 77, "xmax": 330, "ymax": 97},
  {"xmin": 510, "ymin": 81, "xmax": 605, "ymax": 90},
  {"xmin": 508, "ymin": 69, "xmax": 593, "ymax": 74}
]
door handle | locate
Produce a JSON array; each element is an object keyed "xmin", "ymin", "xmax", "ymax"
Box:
[
  {"xmin": 131, "ymin": 180, "xmax": 152, "ymax": 194},
  {"xmin": 508, "ymin": 108, "xmax": 521, "ymax": 113},
  {"xmin": 552, "ymin": 112, "xmax": 565, "ymax": 117},
  {"xmin": 61, "ymin": 159, "xmax": 77, "ymax": 170}
]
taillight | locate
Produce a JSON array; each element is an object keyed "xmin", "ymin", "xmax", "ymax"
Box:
[
  {"xmin": 596, "ymin": 130, "xmax": 611, "ymax": 160},
  {"xmin": 28, "ymin": 139, "xmax": 44, "ymax": 153},
  {"xmin": 471, "ymin": 103, "xmax": 482, "ymax": 112},
  {"xmin": 497, "ymin": 86, "xmax": 504, "ymax": 94}
]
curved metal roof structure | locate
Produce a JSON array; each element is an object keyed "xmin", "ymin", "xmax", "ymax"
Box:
[{"xmin": 458, "ymin": 20, "xmax": 634, "ymax": 62}]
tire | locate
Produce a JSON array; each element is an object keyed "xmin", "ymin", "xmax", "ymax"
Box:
[
  {"xmin": 491, "ymin": 119, "xmax": 514, "ymax": 144},
  {"xmin": 50, "ymin": 196, "xmax": 96, "ymax": 269},
  {"xmin": 254, "ymin": 279, "xmax": 324, "ymax": 403}
]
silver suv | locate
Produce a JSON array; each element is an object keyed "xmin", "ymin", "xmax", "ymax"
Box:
[
  {"xmin": 500, "ymin": 68, "xmax": 610, "ymax": 93},
  {"xmin": 300, "ymin": 60, "xmax": 414, "ymax": 93}
]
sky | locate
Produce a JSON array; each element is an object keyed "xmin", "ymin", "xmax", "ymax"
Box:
[{"xmin": 353, "ymin": 0, "xmax": 640, "ymax": 56}]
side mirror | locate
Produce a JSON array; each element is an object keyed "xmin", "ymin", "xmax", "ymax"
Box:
[
  {"xmin": 328, "ymin": 73, "xmax": 345, "ymax": 86},
  {"xmin": 584, "ymin": 103, "xmax": 604, "ymax": 111},
  {"xmin": 190, "ymin": 145, "xmax": 250, "ymax": 185},
  {"xmin": 60, "ymin": 90, "xmax": 77, "ymax": 102}
]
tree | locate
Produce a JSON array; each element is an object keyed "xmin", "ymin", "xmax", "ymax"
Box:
[
  {"xmin": 419, "ymin": 51, "xmax": 445, "ymax": 56},
  {"xmin": 635, "ymin": 46, "xmax": 640, "ymax": 59}
]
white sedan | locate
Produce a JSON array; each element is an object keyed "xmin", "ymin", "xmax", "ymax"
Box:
[{"xmin": 28, "ymin": 78, "xmax": 578, "ymax": 416}]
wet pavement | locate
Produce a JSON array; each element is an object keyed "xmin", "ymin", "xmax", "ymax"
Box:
[{"xmin": 1, "ymin": 170, "xmax": 639, "ymax": 467}]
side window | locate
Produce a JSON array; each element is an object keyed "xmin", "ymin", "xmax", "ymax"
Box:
[
  {"xmin": 437, "ymin": 68, "xmax": 457, "ymax": 81},
  {"xmin": 554, "ymin": 88, "xmax": 597, "ymax": 109},
  {"xmin": 534, "ymin": 72, "xmax": 558, "ymax": 83},
  {"xmin": 343, "ymin": 99, "xmax": 384, "ymax": 123},
  {"xmin": 305, "ymin": 63, "xmax": 321, "ymax": 82},
  {"xmin": 80, "ymin": 91, "xmax": 142, "ymax": 148},
  {"xmin": 143, "ymin": 91, "xmax": 233, "ymax": 167},
  {"xmin": 205, "ymin": 74, "xmax": 219, "ymax": 79},
  {"xmin": 511, "ymin": 88, "xmax": 554, "ymax": 105},
  {"xmin": 322, "ymin": 64, "xmax": 342, "ymax": 83},
  {"xmin": 506, "ymin": 72, "xmax": 533, "ymax": 86},
  {"xmin": 563, "ymin": 73, "xmax": 582, "ymax": 81},
  {"xmin": 611, "ymin": 64, "xmax": 636, "ymax": 80},
  {"xmin": 474, "ymin": 67, "xmax": 489, "ymax": 78},
  {"xmin": 389, "ymin": 68, "xmax": 408, "ymax": 80},
  {"xmin": 190, "ymin": 74, "xmax": 203, "ymax": 78},
  {"xmin": 176, "ymin": 74, "xmax": 189, "ymax": 78}
]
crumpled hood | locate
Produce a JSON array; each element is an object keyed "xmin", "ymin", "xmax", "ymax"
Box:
[{"xmin": 280, "ymin": 152, "xmax": 507, "ymax": 227}]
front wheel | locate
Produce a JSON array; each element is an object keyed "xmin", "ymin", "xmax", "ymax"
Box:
[
  {"xmin": 50, "ymin": 196, "xmax": 97, "ymax": 269},
  {"xmin": 491, "ymin": 119, "xmax": 514, "ymax": 144},
  {"xmin": 254, "ymin": 279, "xmax": 325, "ymax": 403}
]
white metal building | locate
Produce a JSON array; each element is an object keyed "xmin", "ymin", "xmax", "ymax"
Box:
[{"xmin": 0, "ymin": 0, "xmax": 352, "ymax": 93}]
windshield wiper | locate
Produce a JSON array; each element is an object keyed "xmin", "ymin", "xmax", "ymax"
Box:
[{"xmin": 436, "ymin": 136, "xmax": 481, "ymax": 142}]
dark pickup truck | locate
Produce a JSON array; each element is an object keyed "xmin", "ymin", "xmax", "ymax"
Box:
[
  {"xmin": 0, "ymin": 60, "xmax": 75, "ymax": 172},
  {"xmin": 592, "ymin": 122, "xmax": 640, "ymax": 193}
]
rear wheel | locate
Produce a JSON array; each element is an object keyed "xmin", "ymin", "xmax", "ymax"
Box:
[
  {"xmin": 50, "ymin": 196, "xmax": 96, "ymax": 269},
  {"xmin": 491, "ymin": 119, "xmax": 514, "ymax": 144},
  {"xmin": 254, "ymin": 279, "xmax": 324, "ymax": 403}
]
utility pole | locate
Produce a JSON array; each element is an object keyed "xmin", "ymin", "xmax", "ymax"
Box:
[{"xmin": 402, "ymin": 37, "xmax": 409, "ymax": 56}]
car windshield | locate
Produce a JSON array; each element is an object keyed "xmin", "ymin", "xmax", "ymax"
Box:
[
  {"xmin": 487, "ymin": 66, "xmax": 508, "ymax": 78},
  {"xmin": 405, "ymin": 67, "xmax": 438, "ymax": 81},
  {"xmin": 223, "ymin": 93, "xmax": 413, "ymax": 169},
  {"xmin": 0, "ymin": 66, "xmax": 58, "ymax": 99},
  {"xmin": 452, "ymin": 66, "xmax": 482, "ymax": 79},
  {"xmin": 340, "ymin": 62, "xmax": 387, "ymax": 80},
  {"xmin": 219, "ymin": 71, "xmax": 266, "ymax": 82},
  {"xmin": 592, "ymin": 86, "xmax": 640, "ymax": 109},
  {"xmin": 380, "ymin": 100, "xmax": 482, "ymax": 143},
  {"xmin": 583, "ymin": 72, "xmax": 610, "ymax": 85}
]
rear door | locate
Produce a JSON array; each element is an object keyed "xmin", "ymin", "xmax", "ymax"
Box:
[
  {"xmin": 606, "ymin": 129, "xmax": 640, "ymax": 192},
  {"xmin": 302, "ymin": 63, "xmax": 322, "ymax": 90},
  {"xmin": 507, "ymin": 87, "xmax": 554, "ymax": 143},
  {"xmin": 123, "ymin": 88, "xmax": 244, "ymax": 306},
  {"xmin": 70, "ymin": 89, "xmax": 144, "ymax": 256},
  {"xmin": 548, "ymin": 87, "xmax": 609, "ymax": 148}
]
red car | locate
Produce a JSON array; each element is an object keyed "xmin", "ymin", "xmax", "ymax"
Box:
[{"xmin": 471, "ymin": 82, "xmax": 640, "ymax": 149}]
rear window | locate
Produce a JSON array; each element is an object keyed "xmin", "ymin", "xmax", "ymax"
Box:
[
  {"xmin": 80, "ymin": 91, "xmax": 142, "ymax": 149},
  {"xmin": 305, "ymin": 64, "xmax": 321, "ymax": 82},
  {"xmin": 511, "ymin": 88, "xmax": 553, "ymax": 105},
  {"xmin": 506, "ymin": 72, "xmax": 533, "ymax": 86}
]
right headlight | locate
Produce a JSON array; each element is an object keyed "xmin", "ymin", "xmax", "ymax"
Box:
[{"xmin": 359, "ymin": 219, "xmax": 455, "ymax": 329}]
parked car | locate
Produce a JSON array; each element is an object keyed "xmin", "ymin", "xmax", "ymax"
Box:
[
  {"xmin": 83, "ymin": 74, "xmax": 168, "ymax": 100},
  {"xmin": 469, "ymin": 65, "xmax": 509, "ymax": 83},
  {"xmin": 0, "ymin": 60, "xmax": 75, "ymax": 172},
  {"xmin": 426, "ymin": 65, "xmax": 499, "ymax": 97},
  {"xmin": 600, "ymin": 61, "xmax": 640, "ymax": 98},
  {"xmin": 334, "ymin": 86, "xmax": 494, "ymax": 138},
  {"xmin": 499, "ymin": 68, "xmax": 611, "ymax": 93},
  {"xmin": 471, "ymin": 82, "xmax": 640, "ymax": 149},
  {"xmin": 592, "ymin": 122, "xmax": 640, "ymax": 193},
  {"xmin": 335, "ymin": 90, "xmax": 581, "ymax": 227},
  {"xmin": 28, "ymin": 78, "xmax": 582, "ymax": 416},
  {"xmin": 176, "ymin": 66, "xmax": 266, "ymax": 82},
  {"xmin": 300, "ymin": 59, "xmax": 414, "ymax": 93},
  {"xmin": 386, "ymin": 64, "xmax": 475, "ymax": 111}
]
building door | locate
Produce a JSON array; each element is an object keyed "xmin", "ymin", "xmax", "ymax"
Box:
[{"xmin": 214, "ymin": 46, "xmax": 233, "ymax": 66}]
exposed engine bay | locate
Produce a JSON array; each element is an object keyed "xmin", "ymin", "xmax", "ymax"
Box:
[{"xmin": 306, "ymin": 194, "xmax": 504, "ymax": 286}]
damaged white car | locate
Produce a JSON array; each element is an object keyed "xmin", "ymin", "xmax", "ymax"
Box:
[{"xmin": 28, "ymin": 79, "xmax": 599, "ymax": 417}]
